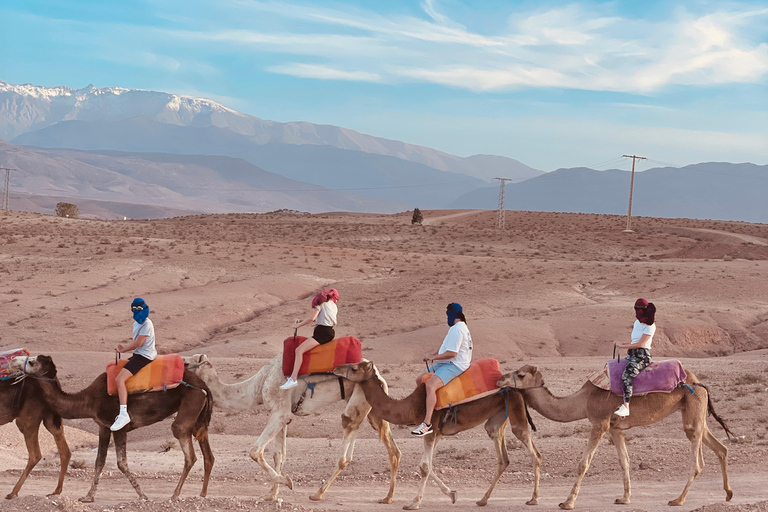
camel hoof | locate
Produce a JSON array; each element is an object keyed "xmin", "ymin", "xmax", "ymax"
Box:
[
  {"xmin": 46, "ymin": 492, "xmax": 62, "ymax": 498},
  {"xmin": 526, "ymin": 498, "xmax": 539, "ymax": 505},
  {"xmin": 79, "ymin": 496, "xmax": 95, "ymax": 503},
  {"xmin": 450, "ymin": 491, "xmax": 457, "ymax": 504},
  {"xmin": 378, "ymin": 497, "xmax": 394, "ymax": 504},
  {"xmin": 668, "ymin": 499, "xmax": 684, "ymax": 507},
  {"xmin": 309, "ymin": 493, "xmax": 323, "ymax": 502},
  {"xmin": 5, "ymin": 494, "xmax": 17, "ymax": 500},
  {"xmin": 140, "ymin": 494, "xmax": 150, "ymax": 501},
  {"xmin": 262, "ymin": 494, "xmax": 278, "ymax": 502},
  {"xmin": 284, "ymin": 475, "xmax": 294, "ymax": 490},
  {"xmin": 614, "ymin": 498, "xmax": 630, "ymax": 505},
  {"xmin": 726, "ymin": 490, "xmax": 733, "ymax": 502},
  {"xmin": 476, "ymin": 499, "xmax": 488, "ymax": 507},
  {"xmin": 558, "ymin": 503, "xmax": 574, "ymax": 510},
  {"xmin": 403, "ymin": 502, "xmax": 421, "ymax": 510}
]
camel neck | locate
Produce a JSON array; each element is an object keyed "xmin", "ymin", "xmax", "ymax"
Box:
[
  {"xmin": 37, "ymin": 376, "xmax": 100, "ymax": 419},
  {"xmin": 197, "ymin": 359, "xmax": 272, "ymax": 409},
  {"xmin": 524, "ymin": 383, "xmax": 590, "ymax": 423},
  {"xmin": 360, "ymin": 376, "xmax": 425, "ymax": 426}
]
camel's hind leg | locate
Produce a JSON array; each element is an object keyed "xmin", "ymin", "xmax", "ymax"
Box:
[
  {"xmin": 80, "ymin": 426, "xmax": 111, "ymax": 503},
  {"xmin": 368, "ymin": 412, "xmax": 401, "ymax": 504},
  {"xmin": 476, "ymin": 414, "xmax": 510, "ymax": 507},
  {"xmin": 608, "ymin": 428, "xmax": 631, "ymax": 505},
  {"xmin": 404, "ymin": 434, "xmax": 456, "ymax": 511},
  {"xmin": 668, "ymin": 420, "xmax": 705, "ymax": 506},
  {"xmin": 701, "ymin": 426, "xmax": 732, "ymax": 501},
  {"xmin": 560, "ymin": 422, "xmax": 608, "ymax": 510},
  {"xmin": 5, "ymin": 416, "xmax": 43, "ymax": 499},
  {"xmin": 43, "ymin": 413, "xmax": 71, "ymax": 497},
  {"xmin": 248, "ymin": 411, "xmax": 294, "ymax": 495},
  {"xmin": 508, "ymin": 410, "xmax": 541, "ymax": 506},
  {"xmin": 264, "ymin": 427, "xmax": 287, "ymax": 501},
  {"xmin": 196, "ymin": 429, "xmax": 214, "ymax": 497},
  {"xmin": 113, "ymin": 430, "xmax": 148, "ymax": 500}
]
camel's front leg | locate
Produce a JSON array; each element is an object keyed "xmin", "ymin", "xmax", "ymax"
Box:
[
  {"xmin": 113, "ymin": 430, "xmax": 148, "ymax": 500},
  {"xmin": 311, "ymin": 401, "xmax": 368, "ymax": 502},
  {"xmin": 80, "ymin": 427, "xmax": 112, "ymax": 503},
  {"xmin": 43, "ymin": 414, "xmax": 71, "ymax": 497},
  {"xmin": 608, "ymin": 428, "xmax": 631, "ymax": 505},
  {"xmin": 477, "ymin": 417, "xmax": 510, "ymax": 507},
  {"xmin": 404, "ymin": 434, "xmax": 455, "ymax": 510},
  {"xmin": 5, "ymin": 416, "xmax": 43, "ymax": 499},
  {"xmin": 701, "ymin": 427, "xmax": 732, "ymax": 502},
  {"xmin": 170, "ymin": 432, "xmax": 197, "ymax": 500},
  {"xmin": 197, "ymin": 429, "xmax": 215, "ymax": 497},
  {"xmin": 368, "ymin": 412, "xmax": 401, "ymax": 504},
  {"xmin": 512, "ymin": 416, "xmax": 542, "ymax": 505},
  {"xmin": 264, "ymin": 427, "xmax": 288, "ymax": 501},
  {"xmin": 669, "ymin": 424, "xmax": 705, "ymax": 506},
  {"xmin": 249, "ymin": 412, "xmax": 293, "ymax": 495},
  {"xmin": 560, "ymin": 423, "xmax": 608, "ymax": 510}
]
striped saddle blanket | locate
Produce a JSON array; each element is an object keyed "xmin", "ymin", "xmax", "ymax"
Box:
[
  {"xmin": 588, "ymin": 359, "xmax": 687, "ymax": 396},
  {"xmin": 418, "ymin": 358, "xmax": 502, "ymax": 410},
  {"xmin": 282, "ymin": 336, "xmax": 362, "ymax": 377},
  {"xmin": 107, "ymin": 354, "xmax": 185, "ymax": 395},
  {"xmin": 0, "ymin": 348, "xmax": 29, "ymax": 379}
]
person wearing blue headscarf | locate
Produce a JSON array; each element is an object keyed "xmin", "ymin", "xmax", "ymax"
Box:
[
  {"xmin": 110, "ymin": 298, "xmax": 157, "ymax": 431},
  {"xmin": 412, "ymin": 303, "xmax": 473, "ymax": 437}
]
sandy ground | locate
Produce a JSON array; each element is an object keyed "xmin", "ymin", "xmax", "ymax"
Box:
[{"xmin": 1, "ymin": 209, "xmax": 767, "ymax": 511}]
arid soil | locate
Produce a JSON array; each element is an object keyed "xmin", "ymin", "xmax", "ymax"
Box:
[{"xmin": 1, "ymin": 209, "xmax": 767, "ymax": 512}]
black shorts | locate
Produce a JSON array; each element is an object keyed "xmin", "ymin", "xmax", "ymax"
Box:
[
  {"xmin": 123, "ymin": 354, "xmax": 153, "ymax": 375},
  {"xmin": 313, "ymin": 325, "xmax": 335, "ymax": 345}
]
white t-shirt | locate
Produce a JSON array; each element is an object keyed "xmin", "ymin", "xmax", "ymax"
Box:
[
  {"xmin": 132, "ymin": 319, "xmax": 157, "ymax": 360},
  {"xmin": 315, "ymin": 301, "xmax": 338, "ymax": 327},
  {"xmin": 630, "ymin": 320, "xmax": 656, "ymax": 350},
  {"xmin": 438, "ymin": 321, "xmax": 473, "ymax": 371}
]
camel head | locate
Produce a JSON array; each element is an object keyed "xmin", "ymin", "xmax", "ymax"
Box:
[
  {"xmin": 497, "ymin": 365, "xmax": 543, "ymax": 390},
  {"xmin": 333, "ymin": 360, "xmax": 375, "ymax": 382},
  {"xmin": 182, "ymin": 354, "xmax": 215, "ymax": 377},
  {"xmin": 9, "ymin": 354, "xmax": 57, "ymax": 379}
]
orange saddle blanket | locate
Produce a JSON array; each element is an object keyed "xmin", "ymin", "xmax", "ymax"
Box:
[
  {"xmin": 282, "ymin": 336, "xmax": 362, "ymax": 377},
  {"xmin": 106, "ymin": 354, "xmax": 185, "ymax": 395},
  {"xmin": 0, "ymin": 348, "xmax": 30, "ymax": 379},
  {"xmin": 418, "ymin": 358, "xmax": 502, "ymax": 410}
]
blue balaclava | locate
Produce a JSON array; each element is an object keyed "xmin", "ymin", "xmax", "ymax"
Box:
[
  {"xmin": 446, "ymin": 302, "xmax": 463, "ymax": 327},
  {"xmin": 131, "ymin": 298, "xmax": 149, "ymax": 324}
]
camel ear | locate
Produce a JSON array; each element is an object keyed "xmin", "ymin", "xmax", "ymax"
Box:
[
  {"xmin": 39, "ymin": 355, "xmax": 57, "ymax": 378},
  {"xmin": 361, "ymin": 361, "xmax": 373, "ymax": 372},
  {"xmin": 200, "ymin": 354, "xmax": 209, "ymax": 364}
]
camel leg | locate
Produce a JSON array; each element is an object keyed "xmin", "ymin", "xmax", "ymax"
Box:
[
  {"xmin": 560, "ymin": 422, "xmax": 608, "ymax": 510},
  {"xmin": 5, "ymin": 417, "xmax": 43, "ymax": 499},
  {"xmin": 608, "ymin": 428, "xmax": 631, "ymax": 505},
  {"xmin": 404, "ymin": 434, "xmax": 455, "ymax": 511},
  {"xmin": 509, "ymin": 414, "xmax": 542, "ymax": 506},
  {"xmin": 44, "ymin": 414, "xmax": 71, "ymax": 497},
  {"xmin": 668, "ymin": 423, "xmax": 705, "ymax": 506},
  {"xmin": 113, "ymin": 430, "xmax": 148, "ymax": 500},
  {"xmin": 310, "ymin": 403, "xmax": 367, "ymax": 502},
  {"xmin": 701, "ymin": 426, "xmax": 732, "ymax": 501},
  {"xmin": 476, "ymin": 417, "xmax": 510, "ymax": 507},
  {"xmin": 197, "ymin": 429, "xmax": 214, "ymax": 497},
  {"xmin": 80, "ymin": 427, "xmax": 111, "ymax": 502},
  {"xmin": 368, "ymin": 413, "xmax": 401, "ymax": 504},
  {"xmin": 170, "ymin": 432, "xmax": 197, "ymax": 500},
  {"xmin": 248, "ymin": 412, "xmax": 293, "ymax": 493},
  {"xmin": 264, "ymin": 428, "xmax": 287, "ymax": 501}
]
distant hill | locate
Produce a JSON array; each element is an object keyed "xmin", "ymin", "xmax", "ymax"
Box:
[
  {"xmin": 450, "ymin": 163, "xmax": 768, "ymax": 223},
  {"xmin": 0, "ymin": 140, "xmax": 410, "ymax": 216}
]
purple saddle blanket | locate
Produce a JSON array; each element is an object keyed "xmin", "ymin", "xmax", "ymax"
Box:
[{"xmin": 608, "ymin": 359, "xmax": 687, "ymax": 396}]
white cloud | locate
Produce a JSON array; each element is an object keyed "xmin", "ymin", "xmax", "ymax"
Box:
[{"xmin": 267, "ymin": 63, "xmax": 383, "ymax": 82}]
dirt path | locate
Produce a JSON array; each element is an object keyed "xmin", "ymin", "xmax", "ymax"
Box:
[
  {"xmin": 688, "ymin": 228, "xmax": 768, "ymax": 246},
  {"xmin": 422, "ymin": 209, "xmax": 484, "ymax": 225}
]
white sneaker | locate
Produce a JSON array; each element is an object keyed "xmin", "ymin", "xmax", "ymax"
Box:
[
  {"xmin": 411, "ymin": 422, "xmax": 433, "ymax": 436},
  {"xmin": 110, "ymin": 411, "xmax": 131, "ymax": 431},
  {"xmin": 614, "ymin": 404, "xmax": 630, "ymax": 417},
  {"xmin": 279, "ymin": 377, "xmax": 298, "ymax": 390}
]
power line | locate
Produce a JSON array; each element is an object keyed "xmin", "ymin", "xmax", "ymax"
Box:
[
  {"xmin": 622, "ymin": 155, "xmax": 646, "ymax": 232},
  {"xmin": 494, "ymin": 177, "xmax": 512, "ymax": 229}
]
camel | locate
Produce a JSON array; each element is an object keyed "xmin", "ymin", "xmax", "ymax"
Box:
[
  {"xmin": 183, "ymin": 354, "xmax": 401, "ymax": 503},
  {"xmin": 0, "ymin": 379, "xmax": 71, "ymax": 499},
  {"xmin": 333, "ymin": 361, "xmax": 542, "ymax": 510},
  {"xmin": 498, "ymin": 365, "xmax": 733, "ymax": 509},
  {"xmin": 11, "ymin": 355, "xmax": 214, "ymax": 502}
]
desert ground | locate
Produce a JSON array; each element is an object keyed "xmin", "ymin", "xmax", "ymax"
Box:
[{"xmin": 1, "ymin": 208, "xmax": 767, "ymax": 512}]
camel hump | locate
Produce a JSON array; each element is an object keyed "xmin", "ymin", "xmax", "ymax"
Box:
[
  {"xmin": 106, "ymin": 354, "xmax": 185, "ymax": 395},
  {"xmin": 605, "ymin": 359, "xmax": 687, "ymax": 396},
  {"xmin": 282, "ymin": 336, "xmax": 362, "ymax": 377},
  {"xmin": 0, "ymin": 348, "xmax": 30, "ymax": 379},
  {"xmin": 418, "ymin": 358, "xmax": 502, "ymax": 410}
]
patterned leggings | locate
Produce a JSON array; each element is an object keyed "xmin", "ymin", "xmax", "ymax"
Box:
[{"xmin": 621, "ymin": 348, "xmax": 651, "ymax": 403}]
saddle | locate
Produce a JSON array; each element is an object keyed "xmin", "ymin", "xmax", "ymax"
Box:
[
  {"xmin": 0, "ymin": 348, "xmax": 29, "ymax": 380},
  {"xmin": 588, "ymin": 359, "xmax": 687, "ymax": 396},
  {"xmin": 106, "ymin": 354, "xmax": 185, "ymax": 395},
  {"xmin": 282, "ymin": 336, "xmax": 362, "ymax": 377},
  {"xmin": 418, "ymin": 358, "xmax": 502, "ymax": 410}
]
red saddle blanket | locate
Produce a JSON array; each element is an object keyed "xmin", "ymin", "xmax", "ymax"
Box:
[
  {"xmin": 106, "ymin": 354, "xmax": 185, "ymax": 396},
  {"xmin": 0, "ymin": 348, "xmax": 30, "ymax": 379},
  {"xmin": 418, "ymin": 358, "xmax": 502, "ymax": 410},
  {"xmin": 595, "ymin": 359, "xmax": 686, "ymax": 396},
  {"xmin": 282, "ymin": 336, "xmax": 362, "ymax": 377}
]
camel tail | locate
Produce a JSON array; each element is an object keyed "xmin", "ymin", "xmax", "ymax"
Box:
[
  {"xmin": 691, "ymin": 382, "xmax": 733, "ymax": 439},
  {"xmin": 524, "ymin": 402, "xmax": 537, "ymax": 432},
  {"xmin": 194, "ymin": 382, "xmax": 214, "ymax": 440}
]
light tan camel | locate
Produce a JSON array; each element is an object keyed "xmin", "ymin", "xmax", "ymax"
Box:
[
  {"xmin": 183, "ymin": 354, "xmax": 401, "ymax": 503},
  {"xmin": 498, "ymin": 365, "xmax": 733, "ymax": 510},
  {"xmin": 333, "ymin": 361, "xmax": 542, "ymax": 510}
]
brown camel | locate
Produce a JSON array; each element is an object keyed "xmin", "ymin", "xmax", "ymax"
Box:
[
  {"xmin": 334, "ymin": 361, "xmax": 541, "ymax": 510},
  {"xmin": 11, "ymin": 355, "xmax": 214, "ymax": 502},
  {"xmin": 498, "ymin": 365, "xmax": 733, "ymax": 510},
  {"xmin": 0, "ymin": 378, "xmax": 71, "ymax": 499}
]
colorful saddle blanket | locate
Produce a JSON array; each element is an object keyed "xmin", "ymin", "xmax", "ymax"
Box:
[
  {"xmin": 282, "ymin": 336, "xmax": 362, "ymax": 377},
  {"xmin": 107, "ymin": 354, "xmax": 185, "ymax": 395},
  {"xmin": 0, "ymin": 348, "xmax": 30, "ymax": 379},
  {"xmin": 418, "ymin": 358, "xmax": 502, "ymax": 410},
  {"xmin": 588, "ymin": 359, "xmax": 687, "ymax": 396}
]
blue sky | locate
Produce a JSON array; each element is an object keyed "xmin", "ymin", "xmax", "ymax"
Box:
[{"xmin": 1, "ymin": 0, "xmax": 767, "ymax": 171}]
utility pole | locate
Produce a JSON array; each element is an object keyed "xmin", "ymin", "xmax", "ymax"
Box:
[
  {"xmin": 1, "ymin": 168, "xmax": 14, "ymax": 211},
  {"xmin": 621, "ymin": 155, "xmax": 646, "ymax": 232},
  {"xmin": 494, "ymin": 177, "xmax": 512, "ymax": 229}
]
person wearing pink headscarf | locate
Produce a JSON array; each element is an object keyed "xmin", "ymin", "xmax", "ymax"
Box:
[
  {"xmin": 613, "ymin": 298, "xmax": 657, "ymax": 417},
  {"xmin": 280, "ymin": 288, "xmax": 339, "ymax": 390}
]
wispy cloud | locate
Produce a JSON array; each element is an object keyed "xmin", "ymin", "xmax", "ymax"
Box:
[{"xmin": 267, "ymin": 63, "xmax": 383, "ymax": 82}]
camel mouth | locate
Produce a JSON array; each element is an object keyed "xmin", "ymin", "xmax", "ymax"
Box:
[{"xmin": 7, "ymin": 356, "xmax": 31, "ymax": 374}]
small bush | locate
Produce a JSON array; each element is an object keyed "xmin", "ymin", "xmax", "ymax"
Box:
[
  {"xmin": 55, "ymin": 202, "xmax": 79, "ymax": 219},
  {"xmin": 411, "ymin": 208, "xmax": 423, "ymax": 225}
]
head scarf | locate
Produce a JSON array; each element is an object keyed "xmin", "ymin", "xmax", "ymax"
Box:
[
  {"xmin": 311, "ymin": 288, "xmax": 339, "ymax": 308},
  {"xmin": 446, "ymin": 302, "xmax": 463, "ymax": 327},
  {"xmin": 131, "ymin": 298, "xmax": 149, "ymax": 324},
  {"xmin": 634, "ymin": 298, "xmax": 656, "ymax": 325}
]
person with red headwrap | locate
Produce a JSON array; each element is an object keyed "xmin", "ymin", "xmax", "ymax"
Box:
[
  {"xmin": 613, "ymin": 298, "xmax": 657, "ymax": 417},
  {"xmin": 280, "ymin": 288, "xmax": 339, "ymax": 390}
]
